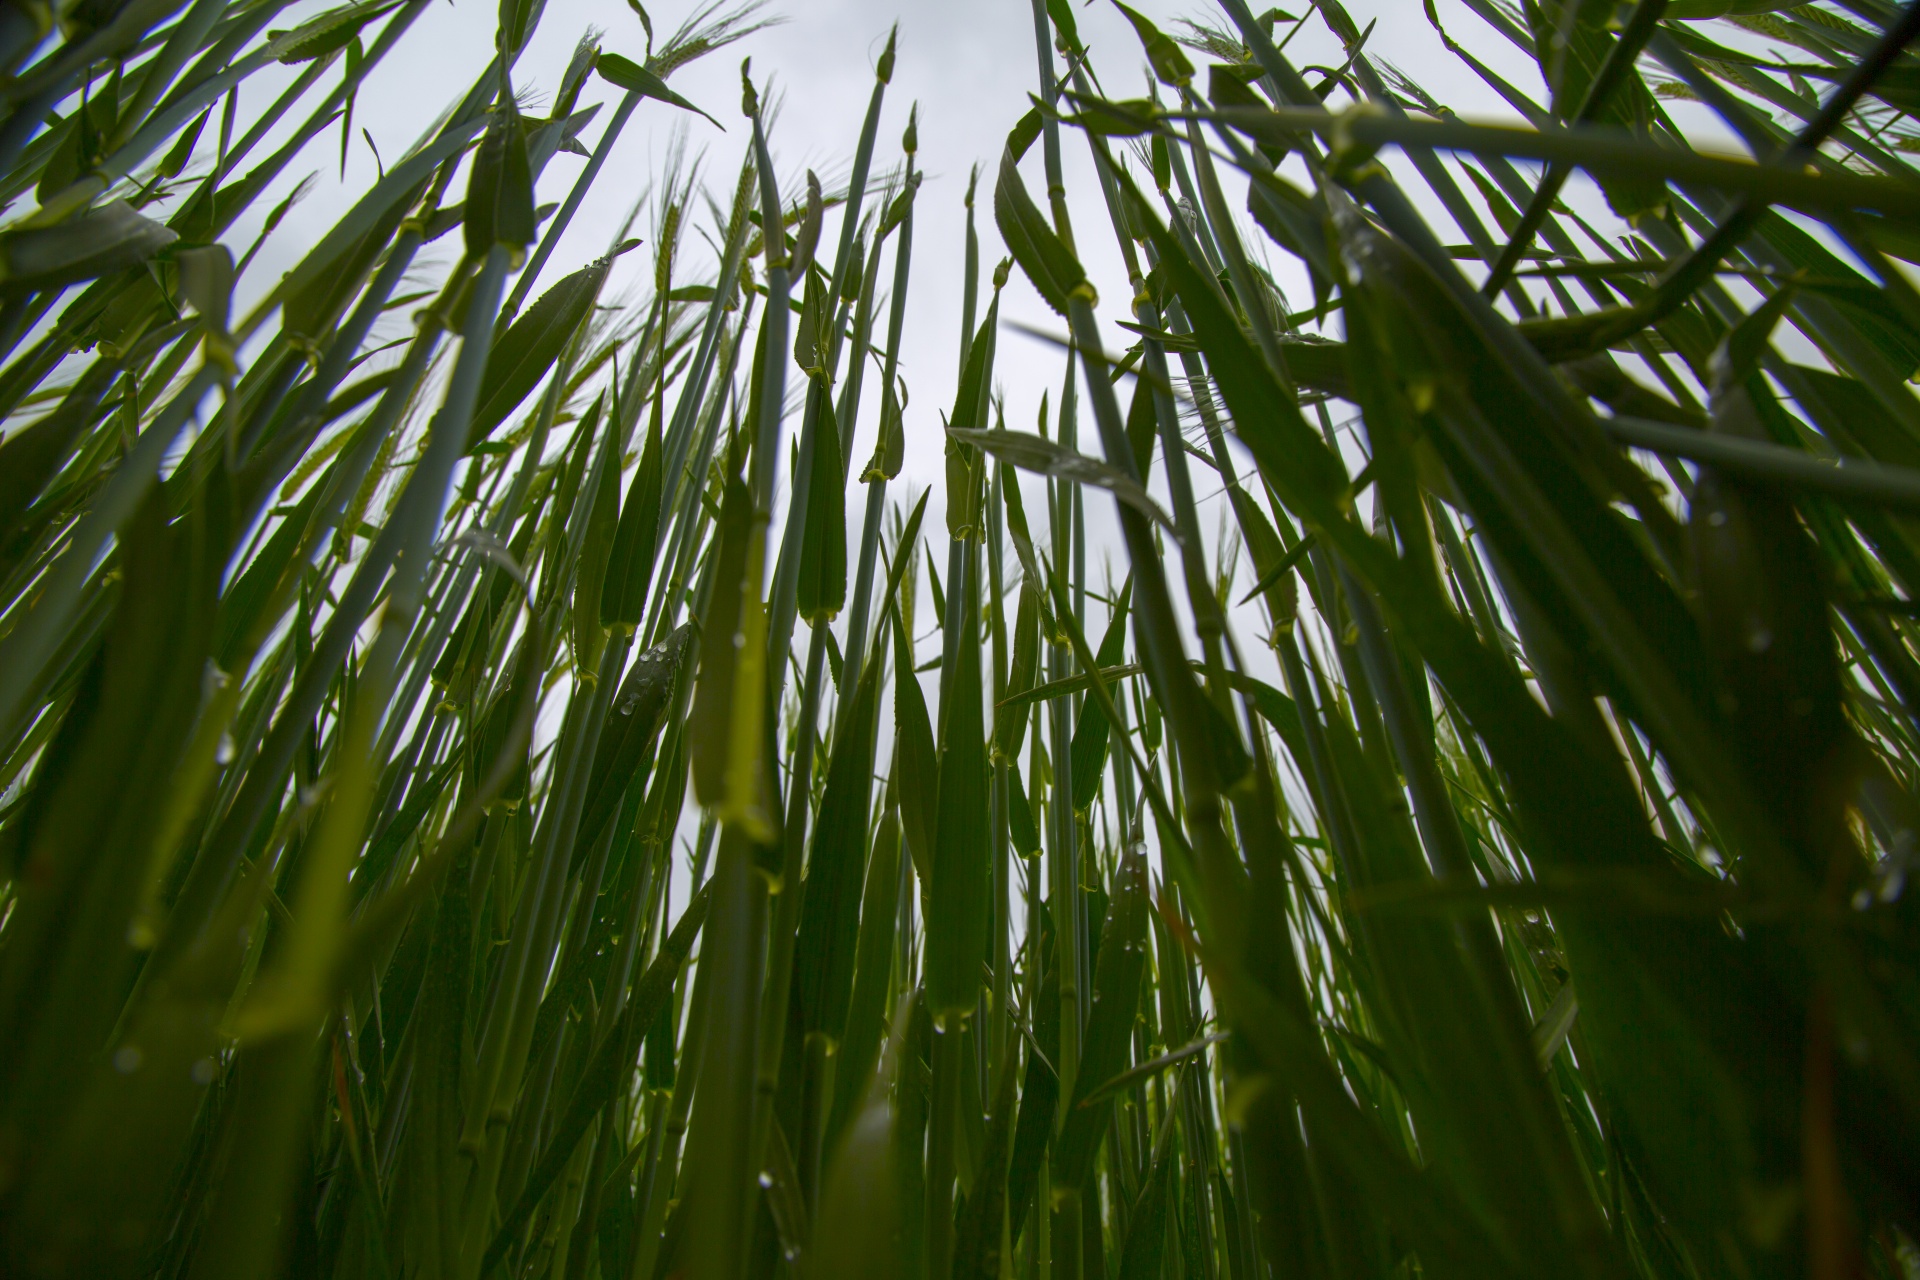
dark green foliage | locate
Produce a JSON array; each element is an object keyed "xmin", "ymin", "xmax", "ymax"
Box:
[{"xmin": 5, "ymin": 2, "xmax": 1920, "ymax": 1278}]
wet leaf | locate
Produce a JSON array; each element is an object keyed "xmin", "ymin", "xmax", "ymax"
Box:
[{"xmin": 468, "ymin": 253, "xmax": 613, "ymax": 448}]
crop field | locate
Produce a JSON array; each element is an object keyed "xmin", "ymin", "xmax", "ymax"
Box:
[{"xmin": 2, "ymin": 0, "xmax": 1920, "ymax": 1277}]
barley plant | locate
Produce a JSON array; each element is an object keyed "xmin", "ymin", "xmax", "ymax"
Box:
[{"xmin": 5, "ymin": 0, "xmax": 1920, "ymax": 1275}]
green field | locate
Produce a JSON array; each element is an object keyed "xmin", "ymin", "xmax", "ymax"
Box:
[{"xmin": 2, "ymin": 0, "xmax": 1920, "ymax": 1277}]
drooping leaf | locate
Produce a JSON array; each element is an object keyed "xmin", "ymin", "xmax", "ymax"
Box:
[
  {"xmin": 950, "ymin": 427, "xmax": 1178, "ymax": 537},
  {"xmin": 596, "ymin": 51, "xmax": 722, "ymax": 127}
]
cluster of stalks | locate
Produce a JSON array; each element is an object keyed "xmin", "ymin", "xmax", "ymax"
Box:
[{"xmin": 3, "ymin": 0, "xmax": 1920, "ymax": 1277}]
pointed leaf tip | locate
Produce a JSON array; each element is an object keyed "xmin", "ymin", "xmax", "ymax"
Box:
[{"xmin": 596, "ymin": 52, "xmax": 723, "ymax": 128}]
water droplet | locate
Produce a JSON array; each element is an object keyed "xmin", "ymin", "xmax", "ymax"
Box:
[
  {"xmin": 114, "ymin": 1046, "xmax": 143, "ymax": 1074},
  {"xmin": 758, "ymin": 1173, "xmax": 774, "ymax": 1189},
  {"xmin": 215, "ymin": 733, "xmax": 236, "ymax": 765},
  {"xmin": 191, "ymin": 1057, "xmax": 217, "ymax": 1085}
]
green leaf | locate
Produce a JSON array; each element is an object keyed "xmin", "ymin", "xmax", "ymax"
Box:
[
  {"xmin": 861, "ymin": 375, "xmax": 907, "ymax": 482},
  {"xmin": 1246, "ymin": 102, "xmax": 1920, "ymax": 221},
  {"xmin": 1068, "ymin": 579, "xmax": 1131, "ymax": 808},
  {"xmin": 1227, "ymin": 485, "xmax": 1299, "ymax": 624},
  {"xmin": 1066, "ymin": 92, "xmax": 1161, "ymax": 137},
  {"xmin": 945, "ymin": 300, "xmax": 1000, "ymax": 540},
  {"xmin": 280, "ymin": 129, "xmax": 483, "ymax": 343},
  {"xmin": 796, "ymin": 394, "xmax": 847, "ymax": 621},
  {"xmin": 890, "ymin": 598, "xmax": 939, "ymax": 892},
  {"xmin": 925, "ymin": 551, "xmax": 946, "ymax": 631},
  {"xmin": 1601, "ymin": 414, "xmax": 1920, "ymax": 516},
  {"xmin": 879, "ymin": 171, "xmax": 920, "ymax": 237},
  {"xmin": 1077, "ymin": 1032, "xmax": 1229, "ymax": 1110},
  {"xmin": 791, "ymin": 169, "xmax": 825, "ymax": 279},
  {"xmin": 1052, "ymin": 844, "xmax": 1149, "ymax": 1189},
  {"xmin": 1006, "ymin": 922, "xmax": 1060, "ymax": 1241},
  {"xmin": 278, "ymin": 118, "xmax": 484, "ymax": 316},
  {"xmin": 595, "ymin": 51, "xmax": 722, "ymax": 128},
  {"xmin": 479, "ymin": 885, "xmax": 710, "ymax": 1276},
  {"xmin": 950, "ymin": 1043, "xmax": 1020, "ymax": 1280},
  {"xmin": 1007, "ymin": 108, "xmax": 1043, "ymax": 164},
  {"xmin": 156, "ymin": 108, "xmax": 208, "ymax": 182},
  {"xmin": 826, "ymin": 807, "xmax": 902, "ymax": 1147},
  {"xmin": 811, "ymin": 992, "xmax": 907, "ymax": 1280},
  {"xmin": 0, "ymin": 487, "xmax": 222, "ymax": 1272},
  {"xmin": 993, "ymin": 145, "xmax": 1092, "ymax": 316},
  {"xmin": 1046, "ymin": 0, "xmax": 1082, "ymax": 52},
  {"xmin": 465, "ymin": 100, "xmax": 536, "ymax": 258},
  {"xmin": 1112, "ymin": 1, "xmax": 1194, "ymax": 86},
  {"xmin": 691, "ymin": 471, "xmax": 756, "ymax": 809},
  {"xmin": 0, "ymin": 201, "xmax": 176, "ymax": 293},
  {"xmin": 992, "ymin": 581, "xmax": 1039, "ymax": 764},
  {"xmin": 602, "ymin": 395, "xmax": 665, "ymax": 629},
  {"xmin": 951, "ymin": 427, "xmax": 1178, "ymax": 536},
  {"xmin": 997, "ymin": 449, "xmax": 1058, "ymax": 641},
  {"xmin": 1126, "ymin": 188, "xmax": 1352, "ymax": 512},
  {"xmin": 497, "ymin": 0, "xmax": 544, "ymax": 56},
  {"xmin": 794, "ymin": 612, "xmax": 886, "ymax": 1043},
  {"xmin": 926, "ymin": 553, "xmax": 990, "ymax": 1014},
  {"xmin": 863, "ymin": 488, "xmax": 930, "ymax": 672},
  {"xmin": 1008, "ymin": 770, "xmax": 1040, "ymax": 858},
  {"xmin": 1115, "ymin": 1138, "xmax": 1174, "ymax": 1280},
  {"xmin": 1663, "ymin": 0, "xmax": 1804, "ymax": 19},
  {"xmin": 571, "ymin": 419, "xmax": 623, "ymax": 675},
  {"xmin": 0, "ymin": 359, "xmax": 122, "ymax": 555},
  {"xmin": 467, "ymin": 253, "xmax": 613, "ymax": 449},
  {"xmin": 271, "ymin": 0, "xmax": 402, "ymax": 64}
]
